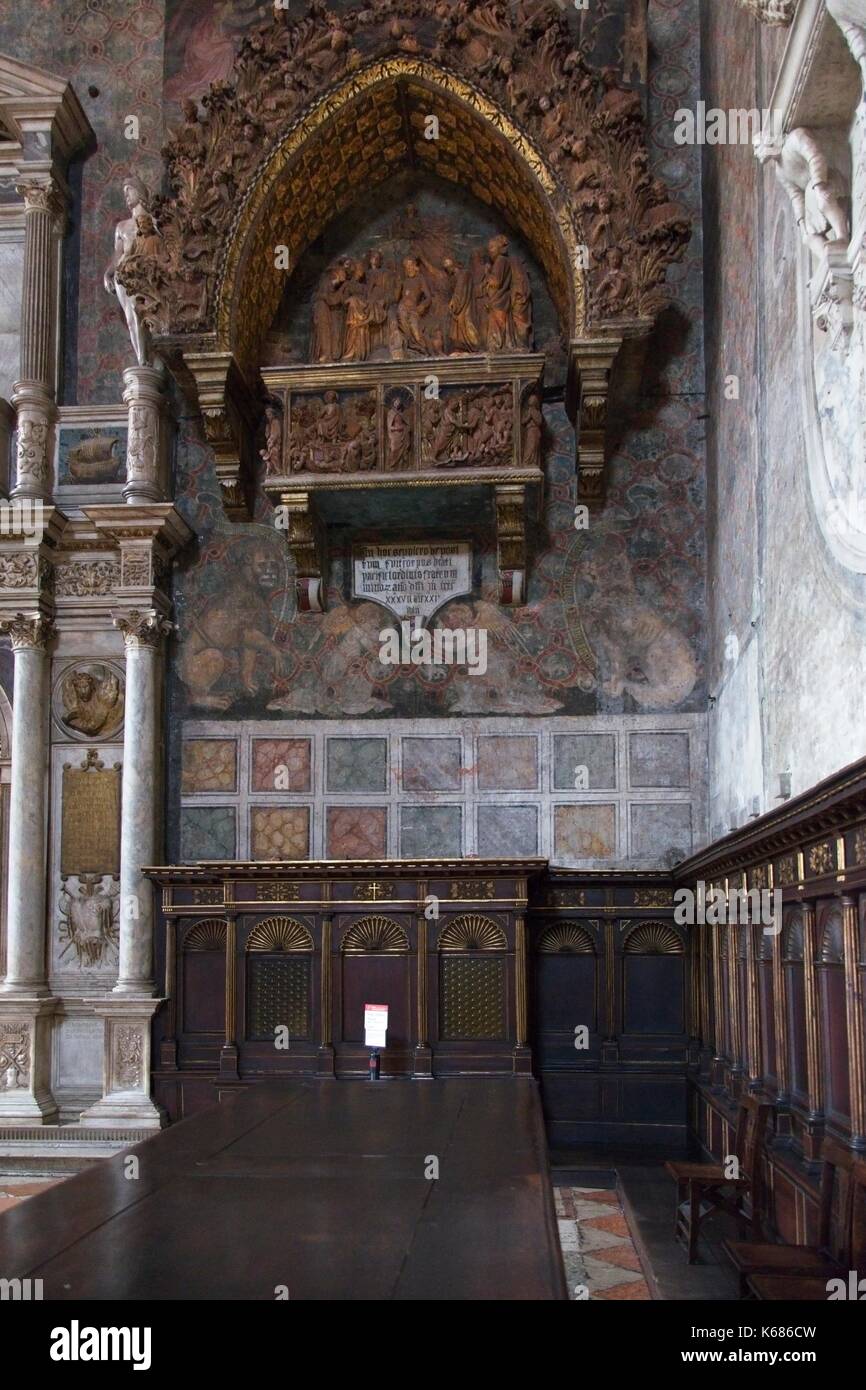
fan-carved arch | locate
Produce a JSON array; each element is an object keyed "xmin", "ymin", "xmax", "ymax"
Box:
[
  {"xmin": 439, "ymin": 915, "xmax": 507, "ymax": 952},
  {"xmin": 783, "ymin": 911, "xmax": 805, "ymax": 961},
  {"xmin": 342, "ymin": 916, "xmax": 409, "ymax": 953},
  {"xmin": 623, "ymin": 921, "xmax": 684, "ymax": 955},
  {"xmin": 819, "ymin": 910, "xmax": 844, "ymax": 965},
  {"xmin": 184, "ymin": 919, "xmax": 226, "ymax": 952},
  {"xmin": 537, "ymin": 923, "xmax": 595, "ymax": 955},
  {"xmin": 246, "ymin": 917, "xmax": 314, "ymax": 952}
]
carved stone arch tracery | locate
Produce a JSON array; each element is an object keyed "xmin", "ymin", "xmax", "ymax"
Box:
[{"xmin": 116, "ymin": 1, "xmax": 690, "ymax": 524}]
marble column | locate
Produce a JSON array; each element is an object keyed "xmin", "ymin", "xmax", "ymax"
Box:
[
  {"xmin": 113, "ymin": 608, "xmax": 172, "ymax": 994},
  {"xmin": 0, "ymin": 612, "xmax": 53, "ymax": 995},
  {"xmin": 11, "ymin": 181, "xmax": 63, "ymax": 503},
  {"xmin": 0, "ymin": 611, "xmax": 57, "ymax": 1123},
  {"xmin": 122, "ymin": 366, "xmax": 167, "ymax": 505}
]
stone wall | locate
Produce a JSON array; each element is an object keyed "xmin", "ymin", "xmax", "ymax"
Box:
[{"xmin": 701, "ymin": 1, "xmax": 866, "ymax": 838}]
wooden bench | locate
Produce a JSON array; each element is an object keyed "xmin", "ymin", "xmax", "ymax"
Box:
[
  {"xmin": 723, "ymin": 1138, "xmax": 856, "ymax": 1297},
  {"xmin": 666, "ymin": 1095, "xmax": 773, "ymax": 1264},
  {"xmin": 748, "ymin": 1156, "xmax": 866, "ymax": 1301}
]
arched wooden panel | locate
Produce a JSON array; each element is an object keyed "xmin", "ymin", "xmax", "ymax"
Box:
[{"xmin": 182, "ymin": 918, "xmax": 226, "ymax": 1035}]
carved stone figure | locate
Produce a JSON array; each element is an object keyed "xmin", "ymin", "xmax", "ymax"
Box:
[
  {"xmin": 481, "ymin": 236, "xmax": 515, "ymax": 351},
  {"xmin": 595, "ymin": 246, "xmax": 630, "ymax": 317},
  {"xmin": 59, "ymin": 664, "xmax": 125, "ymax": 739},
  {"xmin": 756, "ymin": 127, "xmax": 850, "ymax": 258},
  {"xmin": 260, "ymin": 404, "xmax": 283, "ymax": 475},
  {"xmin": 395, "ymin": 256, "xmax": 432, "ymax": 356},
  {"xmin": 342, "ymin": 260, "xmax": 372, "ymax": 362},
  {"xmin": 736, "ymin": 0, "xmax": 794, "ymax": 22},
  {"xmin": 310, "ymin": 265, "xmax": 347, "ymax": 363},
  {"xmin": 522, "ymin": 392, "xmax": 543, "ymax": 470},
  {"xmin": 104, "ymin": 175, "xmax": 153, "ymax": 367},
  {"xmin": 386, "ymin": 395, "xmax": 413, "ymax": 471},
  {"xmin": 443, "ymin": 256, "xmax": 481, "ymax": 353}
]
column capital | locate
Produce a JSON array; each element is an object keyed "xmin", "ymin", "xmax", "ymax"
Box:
[
  {"xmin": 113, "ymin": 607, "xmax": 174, "ymax": 650},
  {"xmin": 15, "ymin": 177, "xmax": 66, "ymax": 229},
  {"xmin": 0, "ymin": 610, "xmax": 55, "ymax": 649}
]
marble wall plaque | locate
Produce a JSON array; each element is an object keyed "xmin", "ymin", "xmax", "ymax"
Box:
[
  {"xmin": 61, "ymin": 764, "xmax": 121, "ymax": 876},
  {"xmin": 352, "ymin": 542, "xmax": 471, "ymax": 622}
]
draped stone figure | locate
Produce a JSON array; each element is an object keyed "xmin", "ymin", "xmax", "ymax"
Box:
[
  {"xmin": 443, "ymin": 257, "xmax": 480, "ymax": 353},
  {"xmin": 482, "ymin": 236, "xmax": 515, "ymax": 350},
  {"xmin": 510, "ymin": 255, "xmax": 533, "ymax": 349},
  {"xmin": 310, "ymin": 265, "xmax": 347, "ymax": 363},
  {"xmin": 341, "ymin": 261, "xmax": 372, "ymax": 362},
  {"xmin": 104, "ymin": 175, "xmax": 153, "ymax": 367},
  {"xmin": 395, "ymin": 257, "xmax": 432, "ymax": 355}
]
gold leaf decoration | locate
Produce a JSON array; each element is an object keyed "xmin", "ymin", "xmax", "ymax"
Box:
[
  {"xmin": 184, "ymin": 919, "xmax": 226, "ymax": 952},
  {"xmin": 247, "ymin": 917, "xmax": 314, "ymax": 952},
  {"xmin": 623, "ymin": 921, "xmax": 683, "ymax": 955},
  {"xmin": 538, "ymin": 924, "xmax": 595, "ymax": 954},
  {"xmin": 438, "ymin": 914, "xmax": 507, "ymax": 952},
  {"xmin": 342, "ymin": 915, "xmax": 409, "ymax": 953}
]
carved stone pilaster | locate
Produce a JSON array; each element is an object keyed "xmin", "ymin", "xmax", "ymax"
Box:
[
  {"xmin": 11, "ymin": 178, "xmax": 66, "ymax": 504},
  {"xmin": 275, "ymin": 491, "xmax": 326, "ymax": 614},
  {"xmin": 81, "ymin": 502, "xmax": 193, "ymax": 609},
  {"xmin": 495, "ymin": 485, "xmax": 527, "ymax": 607},
  {"xmin": 122, "ymin": 365, "xmax": 168, "ymax": 504}
]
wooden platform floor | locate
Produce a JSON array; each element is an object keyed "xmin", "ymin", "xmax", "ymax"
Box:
[{"xmin": 0, "ymin": 1080, "xmax": 566, "ymax": 1301}]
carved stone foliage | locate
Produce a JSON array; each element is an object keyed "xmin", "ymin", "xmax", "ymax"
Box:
[
  {"xmin": 114, "ymin": 1026, "xmax": 144, "ymax": 1090},
  {"xmin": 0, "ymin": 1021, "xmax": 30, "ymax": 1091},
  {"xmin": 54, "ymin": 558, "xmax": 121, "ymax": 597},
  {"xmin": 55, "ymin": 662, "xmax": 125, "ymax": 740},
  {"xmin": 308, "ymin": 225, "xmax": 533, "ymax": 363},
  {"xmin": 0, "ymin": 553, "xmax": 51, "ymax": 591},
  {"xmin": 114, "ymin": 0, "xmax": 689, "ymax": 343},
  {"xmin": 0, "ymin": 612, "xmax": 54, "ymax": 650},
  {"xmin": 58, "ymin": 875, "xmax": 120, "ymax": 969}
]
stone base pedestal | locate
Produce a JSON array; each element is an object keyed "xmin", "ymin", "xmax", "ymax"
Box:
[
  {"xmin": 0, "ymin": 998, "xmax": 58, "ymax": 1125},
  {"xmin": 80, "ymin": 998, "xmax": 165, "ymax": 1130}
]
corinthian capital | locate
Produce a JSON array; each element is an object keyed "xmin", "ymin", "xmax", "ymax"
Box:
[
  {"xmin": 0, "ymin": 611, "xmax": 55, "ymax": 650},
  {"xmin": 15, "ymin": 179, "xmax": 66, "ymax": 223},
  {"xmin": 737, "ymin": 0, "xmax": 795, "ymax": 21},
  {"xmin": 113, "ymin": 608, "xmax": 174, "ymax": 650}
]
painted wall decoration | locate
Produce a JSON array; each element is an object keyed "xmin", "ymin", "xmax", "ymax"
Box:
[
  {"xmin": 171, "ymin": 400, "xmax": 704, "ymax": 719},
  {"xmin": 58, "ymin": 426, "xmax": 126, "ymax": 485}
]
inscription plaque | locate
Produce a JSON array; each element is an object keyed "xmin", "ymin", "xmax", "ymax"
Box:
[
  {"xmin": 352, "ymin": 542, "xmax": 471, "ymax": 622},
  {"xmin": 61, "ymin": 763, "xmax": 121, "ymax": 876}
]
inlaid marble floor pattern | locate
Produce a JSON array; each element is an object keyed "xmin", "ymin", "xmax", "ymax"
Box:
[{"xmin": 555, "ymin": 1184, "xmax": 651, "ymax": 1300}]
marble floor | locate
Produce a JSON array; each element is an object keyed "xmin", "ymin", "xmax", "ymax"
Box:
[{"xmin": 555, "ymin": 1183, "xmax": 651, "ymax": 1300}]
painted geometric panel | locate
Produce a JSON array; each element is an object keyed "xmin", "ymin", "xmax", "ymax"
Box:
[
  {"xmin": 477, "ymin": 804, "xmax": 538, "ymax": 857},
  {"xmin": 440, "ymin": 957, "xmax": 506, "ymax": 1039},
  {"xmin": 250, "ymin": 738, "xmax": 312, "ymax": 793},
  {"xmin": 554, "ymin": 805, "xmax": 616, "ymax": 861},
  {"xmin": 326, "ymin": 737, "xmax": 388, "ymax": 792},
  {"xmin": 246, "ymin": 955, "xmax": 311, "ymax": 1040},
  {"xmin": 401, "ymin": 737, "xmax": 462, "ymax": 791},
  {"xmin": 477, "ymin": 736, "xmax": 538, "ymax": 790},
  {"xmin": 181, "ymin": 739, "xmax": 238, "ymax": 794},
  {"xmin": 326, "ymin": 806, "xmax": 387, "ymax": 859},
  {"xmin": 628, "ymin": 732, "xmax": 690, "ymax": 789},
  {"xmin": 180, "ymin": 806, "xmax": 236, "ymax": 862},
  {"xmin": 400, "ymin": 805, "xmax": 462, "ymax": 859},
  {"xmin": 629, "ymin": 803, "xmax": 692, "ymax": 862},
  {"xmin": 553, "ymin": 734, "xmax": 616, "ymax": 791},
  {"xmin": 250, "ymin": 807, "xmax": 311, "ymax": 860}
]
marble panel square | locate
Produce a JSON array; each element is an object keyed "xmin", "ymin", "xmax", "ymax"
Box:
[
  {"xmin": 326, "ymin": 737, "xmax": 388, "ymax": 793},
  {"xmin": 477, "ymin": 736, "xmax": 538, "ymax": 790}
]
